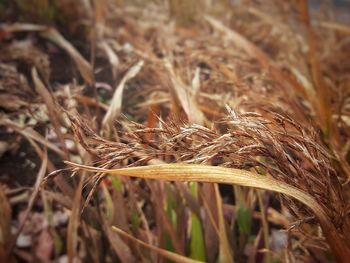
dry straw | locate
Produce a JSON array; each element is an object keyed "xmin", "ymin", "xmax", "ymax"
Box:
[{"xmin": 66, "ymin": 107, "xmax": 350, "ymax": 262}]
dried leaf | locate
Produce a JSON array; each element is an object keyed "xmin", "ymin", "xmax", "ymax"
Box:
[
  {"xmin": 164, "ymin": 59, "xmax": 205, "ymax": 125},
  {"xmin": 191, "ymin": 67, "xmax": 201, "ymax": 95},
  {"xmin": 99, "ymin": 41, "xmax": 120, "ymax": 79},
  {"xmin": 102, "ymin": 60, "xmax": 144, "ymax": 129},
  {"xmin": 0, "ymin": 23, "xmax": 47, "ymax": 32}
]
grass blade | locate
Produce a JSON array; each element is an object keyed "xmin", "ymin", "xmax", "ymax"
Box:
[
  {"xmin": 102, "ymin": 60, "xmax": 144, "ymax": 130},
  {"xmin": 214, "ymin": 184, "xmax": 234, "ymax": 263},
  {"xmin": 32, "ymin": 67, "xmax": 68, "ymax": 158},
  {"xmin": 0, "ymin": 186, "xmax": 11, "ymax": 262}
]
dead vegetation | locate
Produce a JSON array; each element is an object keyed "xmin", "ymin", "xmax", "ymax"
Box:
[{"xmin": 0, "ymin": 0, "xmax": 350, "ymax": 262}]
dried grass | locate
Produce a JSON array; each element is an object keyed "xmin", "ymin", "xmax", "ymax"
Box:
[
  {"xmin": 66, "ymin": 106, "xmax": 350, "ymax": 261},
  {"xmin": 1, "ymin": 0, "xmax": 350, "ymax": 262}
]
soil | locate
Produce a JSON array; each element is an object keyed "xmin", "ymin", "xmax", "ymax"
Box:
[{"xmin": 0, "ymin": 128, "xmax": 40, "ymax": 186}]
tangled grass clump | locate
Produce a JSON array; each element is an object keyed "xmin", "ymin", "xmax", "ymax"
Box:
[{"xmin": 67, "ymin": 106, "xmax": 350, "ymax": 262}]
